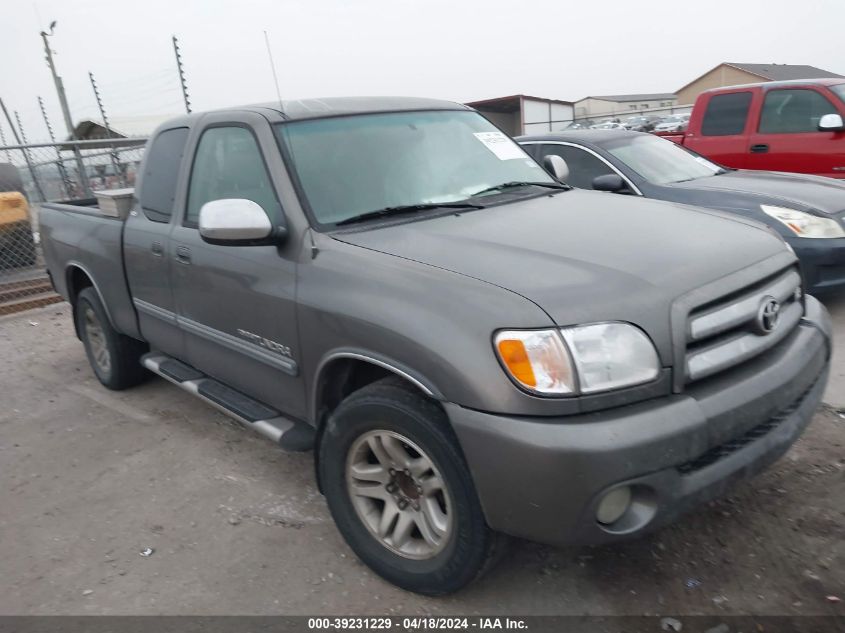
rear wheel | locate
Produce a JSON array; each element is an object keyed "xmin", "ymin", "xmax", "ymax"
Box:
[
  {"xmin": 75, "ymin": 287, "xmax": 149, "ymax": 390},
  {"xmin": 318, "ymin": 378, "xmax": 502, "ymax": 595}
]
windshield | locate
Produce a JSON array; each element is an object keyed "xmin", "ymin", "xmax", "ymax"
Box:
[
  {"xmin": 275, "ymin": 110, "xmax": 553, "ymax": 227},
  {"xmin": 831, "ymin": 83, "xmax": 845, "ymax": 105},
  {"xmin": 603, "ymin": 134, "xmax": 722, "ymax": 184}
]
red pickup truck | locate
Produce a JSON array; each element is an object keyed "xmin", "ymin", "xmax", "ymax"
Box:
[{"xmin": 661, "ymin": 79, "xmax": 845, "ymax": 179}]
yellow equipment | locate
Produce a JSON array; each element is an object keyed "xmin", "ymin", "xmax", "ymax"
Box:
[{"xmin": 0, "ymin": 191, "xmax": 37, "ymax": 268}]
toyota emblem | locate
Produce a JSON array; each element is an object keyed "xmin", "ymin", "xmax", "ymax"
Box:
[{"xmin": 755, "ymin": 296, "xmax": 780, "ymax": 334}]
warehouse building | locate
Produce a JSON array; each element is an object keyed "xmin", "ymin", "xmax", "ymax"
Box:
[
  {"xmin": 676, "ymin": 62, "xmax": 845, "ymax": 104},
  {"xmin": 573, "ymin": 93, "xmax": 677, "ymax": 119},
  {"xmin": 465, "ymin": 95, "xmax": 574, "ymax": 136}
]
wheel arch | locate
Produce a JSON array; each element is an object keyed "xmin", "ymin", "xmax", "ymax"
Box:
[
  {"xmin": 65, "ymin": 263, "xmax": 115, "ymax": 338},
  {"xmin": 311, "ymin": 351, "xmax": 443, "ymax": 426},
  {"xmin": 311, "ymin": 351, "xmax": 446, "ymax": 492}
]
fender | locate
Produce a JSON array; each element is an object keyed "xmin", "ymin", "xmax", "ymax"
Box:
[
  {"xmin": 65, "ymin": 261, "xmax": 117, "ymax": 335},
  {"xmin": 310, "ymin": 348, "xmax": 444, "ymax": 425}
]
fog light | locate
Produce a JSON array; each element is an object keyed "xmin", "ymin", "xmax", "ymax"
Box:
[{"xmin": 596, "ymin": 486, "xmax": 632, "ymax": 525}]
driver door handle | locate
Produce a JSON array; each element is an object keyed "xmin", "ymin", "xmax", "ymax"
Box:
[
  {"xmin": 750, "ymin": 144, "xmax": 769, "ymax": 153},
  {"xmin": 174, "ymin": 245, "xmax": 192, "ymax": 265}
]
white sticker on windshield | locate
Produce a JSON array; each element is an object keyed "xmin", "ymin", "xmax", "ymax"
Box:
[{"xmin": 473, "ymin": 132, "xmax": 525, "ymax": 160}]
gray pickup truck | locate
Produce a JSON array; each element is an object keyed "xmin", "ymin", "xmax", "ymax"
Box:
[{"xmin": 41, "ymin": 97, "xmax": 832, "ymax": 595}]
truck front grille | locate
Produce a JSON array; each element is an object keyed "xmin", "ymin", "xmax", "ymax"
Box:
[{"xmin": 684, "ymin": 266, "xmax": 802, "ymax": 383}]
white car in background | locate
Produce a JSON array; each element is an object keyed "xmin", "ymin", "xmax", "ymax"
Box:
[
  {"xmin": 589, "ymin": 121, "xmax": 627, "ymax": 130},
  {"xmin": 653, "ymin": 113, "xmax": 690, "ymax": 133}
]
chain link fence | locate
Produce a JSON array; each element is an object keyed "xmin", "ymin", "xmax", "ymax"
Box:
[{"xmin": 0, "ymin": 138, "xmax": 146, "ymax": 315}]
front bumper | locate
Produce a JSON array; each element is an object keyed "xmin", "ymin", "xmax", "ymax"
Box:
[
  {"xmin": 448, "ymin": 296, "xmax": 831, "ymax": 547},
  {"xmin": 790, "ymin": 236, "xmax": 845, "ymax": 293}
]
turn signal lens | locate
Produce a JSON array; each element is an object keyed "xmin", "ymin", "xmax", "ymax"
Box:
[
  {"xmin": 494, "ymin": 330, "xmax": 575, "ymax": 395},
  {"xmin": 496, "ymin": 339, "xmax": 536, "ymax": 387}
]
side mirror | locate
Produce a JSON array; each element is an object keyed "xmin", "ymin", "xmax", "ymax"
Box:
[
  {"xmin": 198, "ymin": 198, "xmax": 285, "ymax": 245},
  {"xmin": 543, "ymin": 154, "xmax": 570, "ymax": 182},
  {"xmin": 592, "ymin": 174, "xmax": 628, "ymax": 193},
  {"xmin": 819, "ymin": 113, "xmax": 845, "ymax": 131}
]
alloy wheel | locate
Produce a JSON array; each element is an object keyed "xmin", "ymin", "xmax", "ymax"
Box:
[{"xmin": 346, "ymin": 430, "xmax": 453, "ymax": 559}]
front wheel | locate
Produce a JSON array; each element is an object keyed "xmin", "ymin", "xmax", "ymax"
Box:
[{"xmin": 318, "ymin": 378, "xmax": 502, "ymax": 595}]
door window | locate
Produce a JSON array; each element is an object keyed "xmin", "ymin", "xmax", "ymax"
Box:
[
  {"xmin": 758, "ymin": 89, "xmax": 839, "ymax": 134},
  {"xmin": 701, "ymin": 92, "xmax": 752, "ymax": 136},
  {"xmin": 538, "ymin": 145, "xmax": 616, "ymax": 189},
  {"xmin": 186, "ymin": 126, "xmax": 282, "ymax": 226}
]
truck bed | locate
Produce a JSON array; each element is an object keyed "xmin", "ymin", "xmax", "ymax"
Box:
[
  {"xmin": 39, "ymin": 200, "xmax": 140, "ymax": 339},
  {"xmin": 652, "ymin": 130, "xmax": 685, "ymax": 144}
]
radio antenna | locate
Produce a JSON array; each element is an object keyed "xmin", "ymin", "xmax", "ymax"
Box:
[{"xmin": 263, "ymin": 30, "xmax": 284, "ymax": 114}]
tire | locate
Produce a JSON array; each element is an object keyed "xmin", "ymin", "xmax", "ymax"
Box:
[
  {"xmin": 318, "ymin": 378, "xmax": 502, "ymax": 595},
  {"xmin": 75, "ymin": 287, "xmax": 149, "ymax": 390}
]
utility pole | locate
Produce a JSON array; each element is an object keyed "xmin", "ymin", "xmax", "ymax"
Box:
[
  {"xmin": 89, "ymin": 71, "xmax": 124, "ymax": 187},
  {"xmin": 172, "ymin": 36, "xmax": 191, "ymax": 114},
  {"xmin": 0, "ymin": 99, "xmax": 46, "ymax": 201},
  {"xmin": 40, "ymin": 21, "xmax": 91, "ymax": 196},
  {"xmin": 39, "ymin": 95, "xmax": 73, "ymax": 198}
]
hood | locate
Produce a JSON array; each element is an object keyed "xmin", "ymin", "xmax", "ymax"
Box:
[
  {"xmin": 333, "ymin": 191, "xmax": 786, "ymax": 362},
  {"xmin": 667, "ymin": 170, "xmax": 845, "ymax": 215}
]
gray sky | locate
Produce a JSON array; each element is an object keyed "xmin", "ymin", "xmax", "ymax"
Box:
[{"xmin": 1, "ymin": 0, "xmax": 843, "ymax": 142}]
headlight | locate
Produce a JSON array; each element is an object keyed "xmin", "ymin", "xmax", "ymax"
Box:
[
  {"xmin": 560, "ymin": 323, "xmax": 660, "ymax": 393},
  {"xmin": 494, "ymin": 322, "xmax": 659, "ymax": 396},
  {"xmin": 760, "ymin": 205, "xmax": 845, "ymax": 238}
]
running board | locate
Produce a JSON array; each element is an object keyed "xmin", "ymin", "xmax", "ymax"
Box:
[{"xmin": 142, "ymin": 352, "xmax": 314, "ymax": 451}]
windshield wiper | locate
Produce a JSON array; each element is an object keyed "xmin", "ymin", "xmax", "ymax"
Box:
[
  {"xmin": 469, "ymin": 181, "xmax": 570, "ymax": 197},
  {"xmin": 334, "ymin": 202, "xmax": 484, "ymax": 227}
]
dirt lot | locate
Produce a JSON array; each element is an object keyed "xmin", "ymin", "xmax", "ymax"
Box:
[{"xmin": 0, "ymin": 302, "xmax": 843, "ymax": 617}]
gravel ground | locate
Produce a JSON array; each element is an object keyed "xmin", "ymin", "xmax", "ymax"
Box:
[{"xmin": 0, "ymin": 302, "xmax": 843, "ymax": 616}]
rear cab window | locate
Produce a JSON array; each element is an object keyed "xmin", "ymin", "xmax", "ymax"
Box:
[
  {"xmin": 701, "ymin": 92, "xmax": 753, "ymax": 136},
  {"xmin": 139, "ymin": 127, "xmax": 189, "ymax": 223}
]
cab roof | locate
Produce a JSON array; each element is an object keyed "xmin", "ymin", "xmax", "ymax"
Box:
[
  {"xmin": 701, "ymin": 78, "xmax": 845, "ymax": 94},
  {"xmin": 159, "ymin": 96, "xmax": 470, "ymax": 129}
]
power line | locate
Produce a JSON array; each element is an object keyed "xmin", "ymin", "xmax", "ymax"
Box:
[{"xmin": 97, "ymin": 68, "xmax": 174, "ymax": 89}]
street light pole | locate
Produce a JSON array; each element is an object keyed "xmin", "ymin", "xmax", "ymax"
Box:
[{"xmin": 40, "ymin": 22, "xmax": 91, "ymax": 197}]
